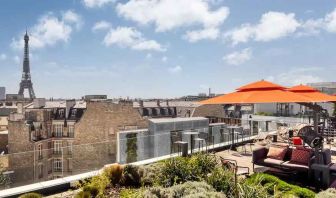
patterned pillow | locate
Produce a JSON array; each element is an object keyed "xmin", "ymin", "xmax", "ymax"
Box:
[
  {"xmin": 267, "ymin": 146, "xmax": 288, "ymax": 160},
  {"xmin": 290, "ymin": 148, "xmax": 311, "ymax": 165}
]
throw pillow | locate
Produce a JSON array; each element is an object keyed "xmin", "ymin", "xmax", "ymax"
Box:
[
  {"xmin": 290, "ymin": 148, "xmax": 311, "ymax": 165},
  {"xmin": 267, "ymin": 146, "xmax": 287, "ymax": 160}
]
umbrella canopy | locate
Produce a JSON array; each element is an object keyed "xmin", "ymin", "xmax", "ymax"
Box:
[
  {"xmin": 287, "ymin": 85, "xmax": 336, "ymax": 102},
  {"xmin": 200, "ymin": 80, "xmax": 313, "ymax": 105}
]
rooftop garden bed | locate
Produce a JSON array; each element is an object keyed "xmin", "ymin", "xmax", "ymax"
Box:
[{"xmin": 20, "ymin": 153, "xmax": 323, "ymax": 198}]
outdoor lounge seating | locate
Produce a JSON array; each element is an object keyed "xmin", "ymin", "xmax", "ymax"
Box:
[
  {"xmin": 311, "ymin": 149, "xmax": 336, "ymax": 189},
  {"xmin": 252, "ymin": 146, "xmax": 314, "ymax": 177}
]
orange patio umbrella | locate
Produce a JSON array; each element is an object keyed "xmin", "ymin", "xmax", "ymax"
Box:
[
  {"xmin": 287, "ymin": 85, "xmax": 336, "ymax": 102},
  {"xmin": 200, "ymin": 80, "xmax": 313, "ymax": 105}
]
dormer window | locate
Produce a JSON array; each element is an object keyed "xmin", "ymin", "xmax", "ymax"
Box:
[
  {"xmin": 71, "ymin": 109, "xmax": 77, "ymax": 117},
  {"xmin": 59, "ymin": 109, "xmax": 64, "ymax": 118}
]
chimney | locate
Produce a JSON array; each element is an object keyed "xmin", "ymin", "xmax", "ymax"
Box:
[
  {"xmin": 65, "ymin": 100, "xmax": 76, "ymax": 119},
  {"xmin": 209, "ymin": 88, "xmax": 211, "ymax": 96},
  {"xmin": 17, "ymin": 102, "xmax": 24, "ymax": 114},
  {"xmin": 156, "ymin": 100, "xmax": 160, "ymax": 107},
  {"xmin": 166, "ymin": 100, "xmax": 169, "ymax": 106},
  {"xmin": 139, "ymin": 100, "xmax": 144, "ymax": 107}
]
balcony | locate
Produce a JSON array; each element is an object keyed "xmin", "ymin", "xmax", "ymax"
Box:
[
  {"xmin": 52, "ymin": 151, "xmax": 62, "ymax": 158},
  {"xmin": 53, "ymin": 168, "xmax": 62, "ymax": 173},
  {"xmin": 51, "ymin": 132, "xmax": 74, "ymax": 138},
  {"xmin": 32, "ymin": 135, "xmax": 46, "ymax": 142}
]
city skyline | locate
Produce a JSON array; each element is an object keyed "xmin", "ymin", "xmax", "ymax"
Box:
[{"xmin": 0, "ymin": 0, "xmax": 336, "ymax": 99}]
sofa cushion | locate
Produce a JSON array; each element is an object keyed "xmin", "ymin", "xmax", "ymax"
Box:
[
  {"xmin": 267, "ymin": 146, "xmax": 288, "ymax": 160},
  {"xmin": 290, "ymin": 148, "xmax": 311, "ymax": 165},
  {"xmin": 282, "ymin": 161, "xmax": 309, "ymax": 172},
  {"xmin": 329, "ymin": 163, "xmax": 336, "ymax": 172},
  {"xmin": 258, "ymin": 158, "xmax": 284, "ymax": 166}
]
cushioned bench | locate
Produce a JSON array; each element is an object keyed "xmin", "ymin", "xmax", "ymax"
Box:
[{"xmin": 252, "ymin": 146, "xmax": 314, "ymax": 177}]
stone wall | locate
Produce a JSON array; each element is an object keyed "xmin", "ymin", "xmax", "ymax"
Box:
[
  {"xmin": 7, "ymin": 121, "xmax": 35, "ymax": 186},
  {"xmin": 72, "ymin": 101, "xmax": 148, "ymax": 173}
]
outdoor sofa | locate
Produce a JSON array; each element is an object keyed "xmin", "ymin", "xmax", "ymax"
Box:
[{"xmin": 252, "ymin": 145, "xmax": 315, "ymax": 177}]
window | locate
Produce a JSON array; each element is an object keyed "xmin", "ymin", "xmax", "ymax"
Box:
[
  {"xmin": 68, "ymin": 125, "xmax": 74, "ymax": 137},
  {"xmin": 68, "ymin": 159, "xmax": 72, "ymax": 171},
  {"xmin": 59, "ymin": 109, "xmax": 64, "ymax": 118},
  {"xmin": 71, "ymin": 109, "xmax": 77, "ymax": 117},
  {"xmin": 48, "ymin": 160, "xmax": 52, "ymax": 174},
  {"xmin": 54, "ymin": 124, "xmax": 63, "ymax": 137},
  {"xmin": 53, "ymin": 159, "xmax": 62, "ymax": 172},
  {"xmin": 53, "ymin": 141, "xmax": 62, "ymax": 154},
  {"xmin": 38, "ymin": 164, "xmax": 43, "ymax": 178},
  {"xmin": 38, "ymin": 144, "xmax": 42, "ymax": 159},
  {"xmin": 68, "ymin": 142, "xmax": 73, "ymax": 155}
]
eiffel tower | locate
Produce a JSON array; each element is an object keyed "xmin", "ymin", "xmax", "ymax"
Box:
[{"xmin": 18, "ymin": 30, "xmax": 36, "ymax": 99}]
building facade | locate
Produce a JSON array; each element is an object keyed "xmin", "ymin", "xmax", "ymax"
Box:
[
  {"xmin": 6, "ymin": 99, "xmax": 148, "ymax": 186},
  {"xmin": 0, "ymin": 87, "xmax": 5, "ymax": 100},
  {"xmin": 308, "ymin": 82, "xmax": 336, "ymax": 95}
]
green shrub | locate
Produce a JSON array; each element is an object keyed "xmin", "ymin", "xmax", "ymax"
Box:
[
  {"xmin": 103, "ymin": 163, "xmax": 123, "ymax": 186},
  {"xmin": 19, "ymin": 193, "xmax": 42, "ymax": 198},
  {"xmin": 74, "ymin": 191, "xmax": 91, "ymax": 198},
  {"xmin": 141, "ymin": 181, "xmax": 225, "ymax": 198},
  {"xmin": 120, "ymin": 188, "xmax": 143, "ymax": 198},
  {"xmin": 206, "ymin": 166, "xmax": 235, "ymax": 194},
  {"xmin": 316, "ymin": 188, "xmax": 336, "ymax": 198},
  {"xmin": 140, "ymin": 163, "xmax": 164, "ymax": 186},
  {"xmin": 189, "ymin": 153, "xmax": 218, "ymax": 179},
  {"xmin": 82, "ymin": 185, "xmax": 99, "ymax": 197},
  {"xmin": 159, "ymin": 153, "xmax": 219, "ymax": 187},
  {"xmin": 120, "ymin": 165, "xmax": 141, "ymax": 187},
  {"xmin": 237, "ymin": 181, "xmax": 269, "ymax": 198},
  {"xmin": 76, "ymin": 174, "xmax": 110, "ymax": 197},
  {"xmin": 246, "ymin": 173, "xmax": 315, "ymax": 198},
  {"xmin": 88, "ymin": 174, "xmax": 110, "ymax": 194},
  {"xmin": 160, "ymin": 156, "xmax": 194, "ymax": 187}
]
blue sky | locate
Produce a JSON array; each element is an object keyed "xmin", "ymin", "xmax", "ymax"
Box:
[{"xmin": 0, "ymin": 0, "xmax": 336, "ymax": 99}]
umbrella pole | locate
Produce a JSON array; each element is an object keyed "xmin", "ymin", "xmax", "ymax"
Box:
[{"xmin": 313, "ymin": 110, "xmax": 321, "ymax": 164}]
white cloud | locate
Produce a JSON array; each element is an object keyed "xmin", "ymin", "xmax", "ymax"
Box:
[
  {"xmin": 0, "ymin": 53, "xmax": 6, "ymax": 61},
  {"xmin": 161, "ymin": 56, "xmax": 168, "ymax": 62},
  {"xmin": 82, "ymin": 0, "xmax": 116, "ymax": 8},
  {"xmin": 62, "ymin": 10, "xmax": 83, "ymax": 29},
  {"xmin": 267, "ymin": 67, "xmax": 323, "ymax": 86},
  {"xmin": 116, "ymin": 0, "xmax": 229, "ymax": 33},
  {"xmin": 11, "ymin": 11, "xmax": 81, "ymax": 50},
  {"xmin": 324, "ymin": 8, "xmax": 336, "ymax": 32},
  {"xmin": 184, "ymin": 27, "xmax": 219, "ymax": 42},
  {"xmin": 92, "ymin": 20, "xmax": 112, "ymax": 32},
  {"xmin": 168, "ymin": 65, "xmax": 182, "ymax": 73},
  {"xmin": 103, "ymin": 27, "xmax": 166, "ymax": 51},
  {"xmin": 223, "ymin": 48, "xmax": 252, "ymax": 65},
  {"xmin": 225, "ymin": 12, "xmax": 300, "ymax": 45},
  {"xmin": 298, "ymin": 8, "xmax": 336, "ymax": 36},
  {"xmin": 299, "ymin": 19, "xmax": 324, "ymax": 36}
]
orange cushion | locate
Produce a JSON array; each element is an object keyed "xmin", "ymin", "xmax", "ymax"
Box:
[
  {"xmin": 290, "ymin": 148, "xmax": 311, "ymax": 165},
  {"xmin": 267, "ymin": 146, "xmax": 288, "ymax": 160}
]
